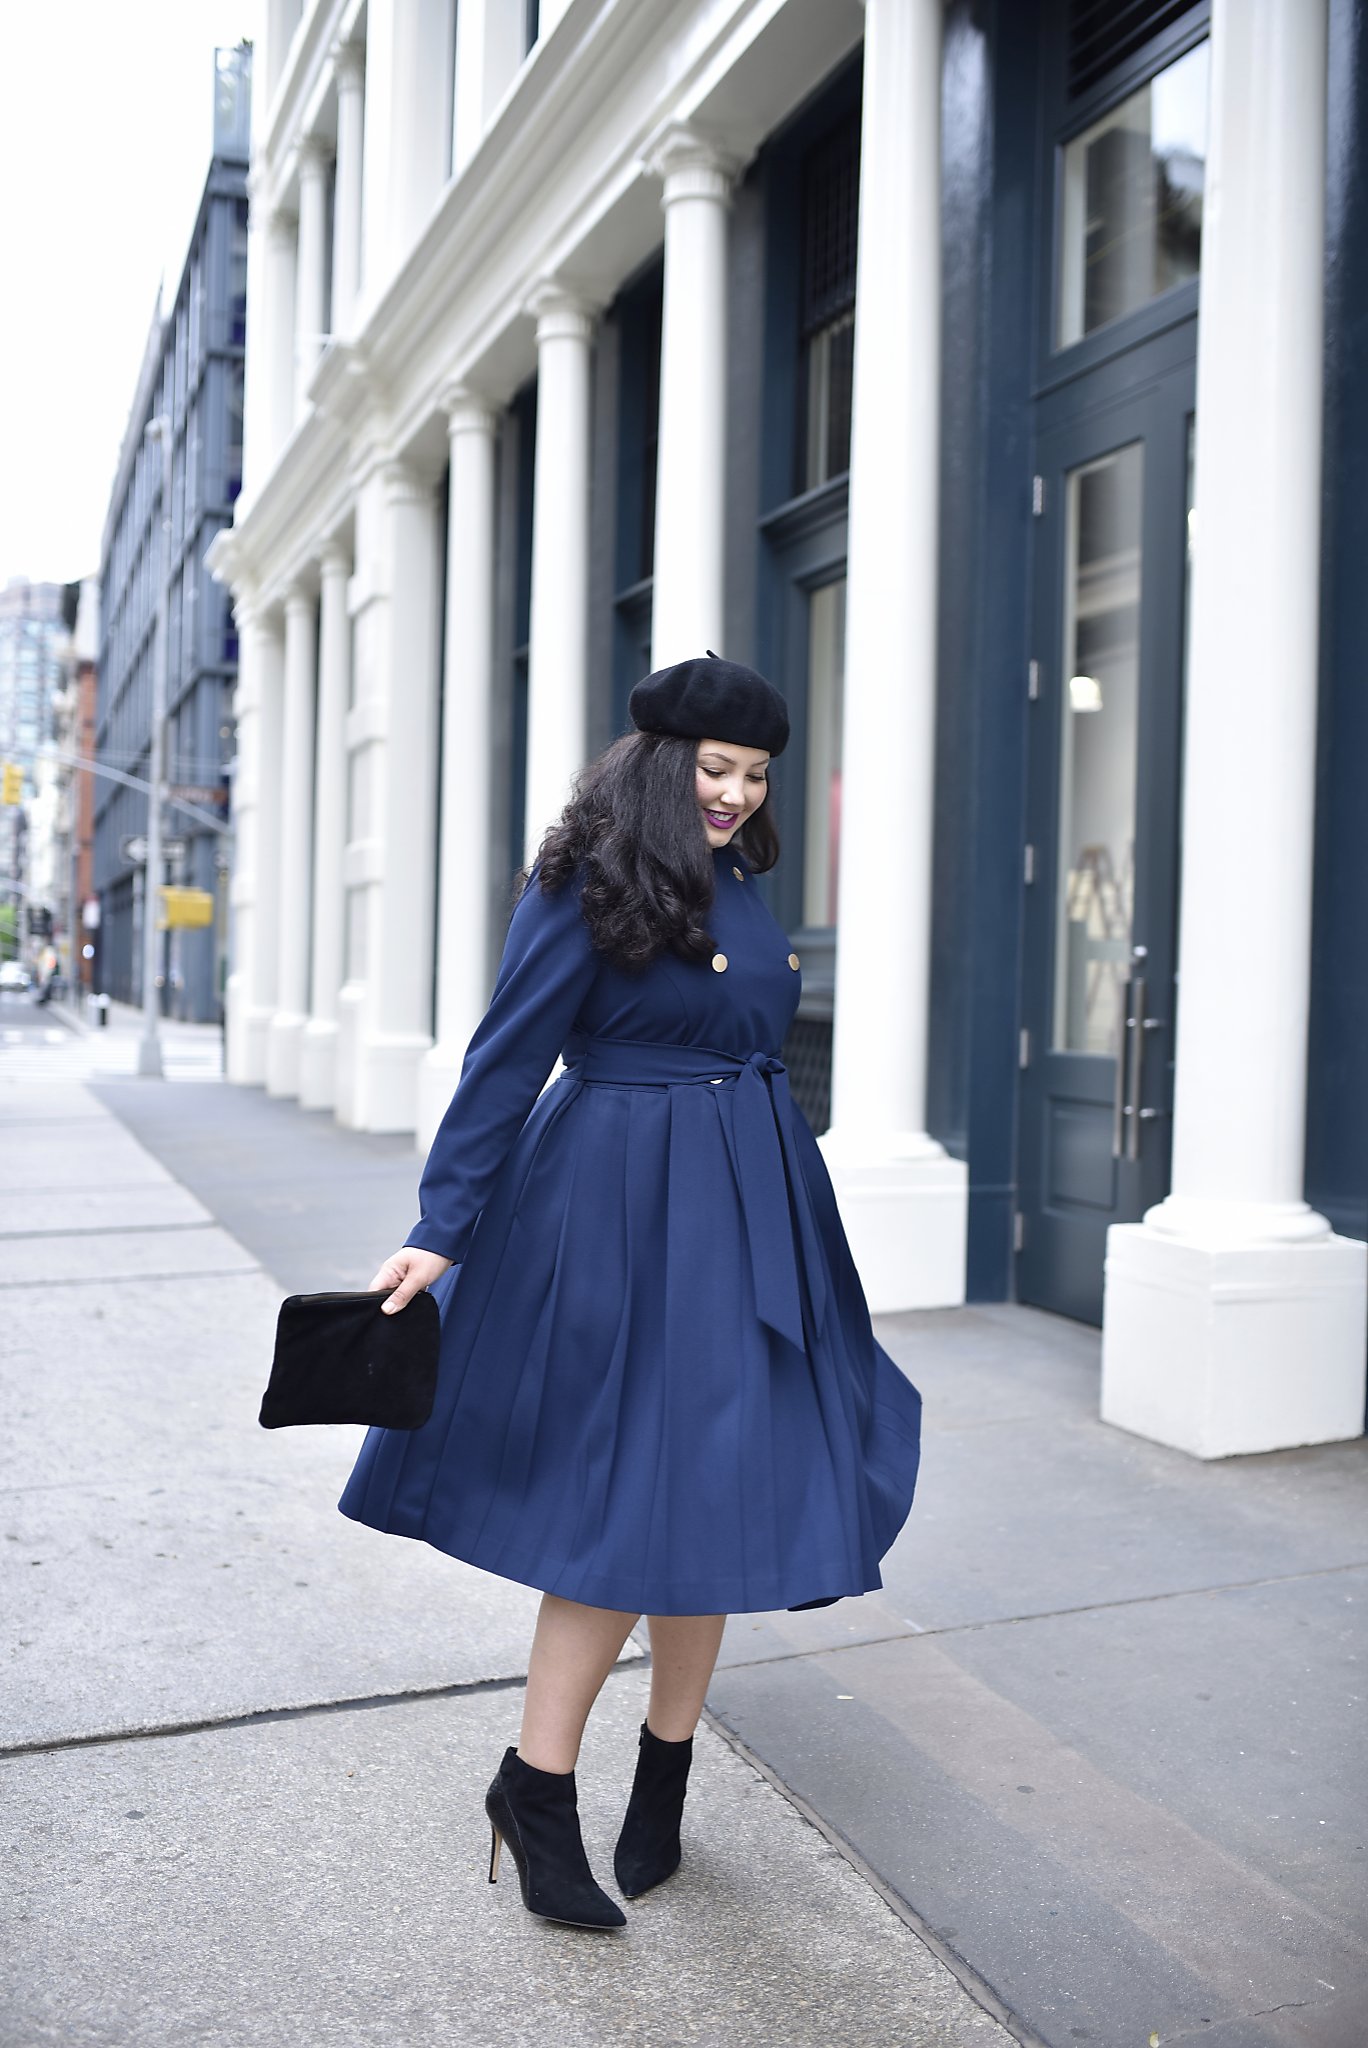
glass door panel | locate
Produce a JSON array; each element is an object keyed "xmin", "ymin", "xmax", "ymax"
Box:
[
  {"xmin": 1053, "ymin": 442, "xmax": 1143, "ymax": 1054},
  {"xmin": 802, "ymin": 575, "xmax": 846, "ymax": 928}
]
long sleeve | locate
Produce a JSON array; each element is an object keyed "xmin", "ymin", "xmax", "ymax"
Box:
[{"xmin": 405, "ymin": 867, "xmax": 599, "ymax": 1263}]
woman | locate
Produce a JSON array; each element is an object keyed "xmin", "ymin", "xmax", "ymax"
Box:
[{"xmin": 340, "ymin": 652, "xmax": 922, "ymax": 1931}]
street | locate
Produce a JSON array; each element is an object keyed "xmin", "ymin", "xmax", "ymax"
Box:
[{"xmin": 2, "ymin": 1008, "xmax": 1366, "ymax": 2047}]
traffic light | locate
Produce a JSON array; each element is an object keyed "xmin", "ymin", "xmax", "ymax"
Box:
[{"xmin": 0, "ymin": 762, "xmax": 21, "ymax": 805}]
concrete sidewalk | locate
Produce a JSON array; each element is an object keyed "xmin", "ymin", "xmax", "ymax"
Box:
[
  {"xmin": 91, "ymin": 1078, "xmax": 1368, "ymax": 2048},
  {"xmin": 0, "ymin": 1073, "xmax": 1007, "ymax": 2048}
]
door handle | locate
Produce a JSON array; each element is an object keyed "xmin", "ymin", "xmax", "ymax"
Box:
[
  {"xmin": 1123, "ymin": 975, "xmax": 1146, "ymax": 1161},
  {"xmin": 1111, "ymin": 981, "xmax": 1131, "ymax": 1158},
  {"xmin": 1112, "ymin": 964, "xmax": 1166, "ymax": 1162}
]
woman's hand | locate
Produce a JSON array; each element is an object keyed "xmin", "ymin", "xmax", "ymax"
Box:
[{"xmin": 369, "ymin": 1246, "xmax": 453, "ymax": 1313}]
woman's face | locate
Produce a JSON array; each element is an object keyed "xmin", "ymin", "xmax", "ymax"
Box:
[{"xmin": 695, "ymin": 737, "xmax": 771, "ymax": 847}]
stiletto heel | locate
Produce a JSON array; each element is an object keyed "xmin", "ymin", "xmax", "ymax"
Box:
[
  {"xmin": 488, "ymin": 1823, "xmax": 503, "ymax": 1883},
  {"xmin": 484, "ymin": 1747, "xmax": 626, "ymax": 1930},
  {"xmin": 614, "ymin": 1720, "xmax": 694, "ymax": 1898}
]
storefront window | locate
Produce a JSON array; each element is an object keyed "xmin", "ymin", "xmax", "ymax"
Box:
[
  {"xmin": 1057, "ymin": 38, "xmax": 1208, "ymax": 348},
  {"xmin": 799, "ymin": 115, "xmax": 859, "ymax": 491}
]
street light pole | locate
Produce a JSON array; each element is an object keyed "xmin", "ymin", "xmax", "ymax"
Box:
[{"xmin": 138, "ymin": 414, "xmax": 173, "ymax": 1079}]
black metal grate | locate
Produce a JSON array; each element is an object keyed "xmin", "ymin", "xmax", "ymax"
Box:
[
  {"xmin": 1066, "ymin": 0, "xmax": 1196, "ymax": 99},
  {"xmin": 781, "ymin": 1015, "xmax": 832, "ymax": 1135},
  {"xmin": 800, "ymin": 116, "xmax": 860, "ymax": 339}
]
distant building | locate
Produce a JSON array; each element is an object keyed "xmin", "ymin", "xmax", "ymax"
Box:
[
  {"xmin": 94, "ymin": 44, "xmax": 250, "ymax": 1022},
  {"xmin": 0, "ymin": 578, "xmax": 66, "ymax": 960}
]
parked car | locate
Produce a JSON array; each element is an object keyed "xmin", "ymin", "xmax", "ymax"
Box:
[{"xmin": 0, "ymin": 960, "xmax": 32, "ymax": 991}]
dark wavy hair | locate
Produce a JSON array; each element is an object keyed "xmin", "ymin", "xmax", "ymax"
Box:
[{"xmin": 522, "ymin": 731, "xmax": 780, "ymax": 970}]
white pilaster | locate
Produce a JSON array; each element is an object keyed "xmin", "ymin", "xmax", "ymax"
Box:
[
  {"xmin": 294, "ymin": 138, "xmax": 332, "ymax": 402},
  {"xmin": 299, "ymin": 544, "xmax": 352, "ymax": 1109},
  {"xmin": 344, "ymin": 460, "xmax": 442, "ymax": 1131},
  {"xmin": 817, "ymin": 0, "xmax": 966, "ymax": 1312},
  {"xmin": 264, "ymin": 204, "xmax": 299, "ymax": 461},
  {"xmin": 359, "ymin": 0, "xmax": 453, "ymax": 313},
  {"xmin": 647, "ymin": 128, "xmax": 736, "ymax": 667},
  {"xmin": 524, "ymin": 286, "xmax": 597, "ymax": 867},
  {"xmin": 331, "ymin": 39, "xmax": 365, "ymax": 330},
  {"xmin": 452, "ymin": 0, "xmax": 526, "ymax": 177},
  {"xmin": 227, "ymin": 607, "xmax": 285, "ymax": 1084},
  {"xmin": 417, "ymin": 393, "xmax": 500, "ymax": 1151},
  {"xmin": 1101, "ymin": 0, "xmax": 1365, "ymax": 1457},
  {"xmin": 265, "ymin": 584, "xmax": 317, "ymax": 1097}
]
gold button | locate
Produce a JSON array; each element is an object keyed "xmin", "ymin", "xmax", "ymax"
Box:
[
  {"xmin": 787, "ymin": 952, "xmax": 800, "ymax": 971},
  {"xmin": 732, "ymin": 865, "xmax": 744, "ymax": 881},
  {"xmin": 712, "ymin": 953, "xmax": 729, "ymax": 973}
]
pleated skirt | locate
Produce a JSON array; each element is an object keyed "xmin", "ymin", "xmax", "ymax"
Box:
[{"xmin": 338, "ymin": 1069, "xmax": 922, "ymax": 1614}]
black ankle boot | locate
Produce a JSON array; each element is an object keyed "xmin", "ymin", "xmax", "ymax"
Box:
[
  {"xmin": 613, "ymin": 1720, "xmax": 694, "ymax": 1899},
  {"xmin": 485, "ymin": 1747, "xmax": 626, "ymax": 1930}
]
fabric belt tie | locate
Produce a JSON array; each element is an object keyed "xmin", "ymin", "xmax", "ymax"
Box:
[{"xmin": 560, "ymin": 1035, "xmax": 828, "ymax": 1356}]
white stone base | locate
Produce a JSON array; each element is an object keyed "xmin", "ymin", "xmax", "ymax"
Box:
[
  {"xmin": 815, "ymin": 1133, "xmax": 968, "ymax": 1312},
  {"xmin": 297, "ymin": 1017, "xmax": 340, "ymax": 1110},
  {"xmin": 415, "ymin": 1044, "xmax": 463, "ymax": 1153},
  {"xmin": 333, "ymin": 982, "xmax": 366, "ymax": 1129},
  {"xmin": 1101, "ymin": 1220, "xmax": 1367, "ymax": 1459},
  {"xmin": 226, "ymin": 980, "xmax": 272, "ymax": 1086},
  {"xmin": 265, "ymin": 1010, "xmax": 306, "ymax": 1098},
  {"xmin": 338, "ymin": 1028, "xmax": 432, "ymax": 1134}
]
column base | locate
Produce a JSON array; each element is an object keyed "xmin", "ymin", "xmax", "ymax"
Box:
[
  {"xmin": 415, "ymin": 1043, "xmax": 464, "ymax": 1153},
  {"xmin": 815, "ymin": 1131, "xmax": 968, "ymax": 1311},
  {"xmin": 265, "ymin": 1010, "xmax": 307, "ymax": 1098},
  {"xmin": 297, "ymin": 1017, "xmax": 340, "ymax": 1110},
  {"xmin": 337, "ymin": 1025, "xmax": 432, "ymax": 1134},
  {"xmin": 1101, "ymin": 1216, "xmax": 1367, "ymax": 1458},
  {"xmin": 333, "ymin": 983, "xmax": 366, "ymax": 1129},
  {"xmin": 226, "ymin": 980, "xmax": 273, "ymax": 1086}
]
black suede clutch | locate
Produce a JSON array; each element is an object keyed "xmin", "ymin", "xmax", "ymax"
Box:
[{"xmin": 259, "ymin": 1288, "xmax": 441, "ymax": 1430}]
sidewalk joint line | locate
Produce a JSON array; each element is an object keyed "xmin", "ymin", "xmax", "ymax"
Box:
[
  {"xmin": 703, "ymin": 1708, "xmax": 1048, "ymax": 2048},
  {"xmin": 0, "ymin": 1654, "xmax": 644, "ymax": 1763},
  {"xmin": 0, "ymin": 1220, "xmax": 216, "ymax": 1242},
  {"xmin": 0, "ymin": 1266, "xmax": 262, "ymax": 1290}
]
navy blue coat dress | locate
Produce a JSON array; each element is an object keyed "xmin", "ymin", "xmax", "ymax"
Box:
[{"xmin": 338, "ymin": 846, "xmax": 922, "ymax": 1615}]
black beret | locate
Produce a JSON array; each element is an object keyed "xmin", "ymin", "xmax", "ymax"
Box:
[{"xmin": 628, "ymin": 651, "xmax": 789, "ymax": 757}]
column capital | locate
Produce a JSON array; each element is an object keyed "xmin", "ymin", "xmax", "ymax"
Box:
[
  {"xmin": 643, "ymin": 122, "xmax": 741, "ymax": 206},
  {"xmin": 318, "ymin": 538, "xmax": 352, "ymax": 580},
  {"xmin": 285, "ymin": 578, "xmax": 317, "ymax": 617},
  {"xmin": 525, "ymin": 281, "xmax": 601, "ymax": 346},
  {"xmin": 381, "ymin": 457, "xmax": 433, "ymax": 507},
  {"xmin": 440, "ymin": 383, "xmax": 499, "ymax": 439},
  {"xmin": 266, "ymin": 200, "xmax": 298, "ymax": 240},
  {"xmin": 295, "ymin": 132, "xmax": 334, "ymax": 183},
  {"xmin": 330, "ymin": 34, "xmax": 365, "ymax": 90}
]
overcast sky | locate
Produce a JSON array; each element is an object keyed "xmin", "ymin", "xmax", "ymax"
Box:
[{"xmin": 0, "ymin": 1, "xmax": 262, "ymax": 589}]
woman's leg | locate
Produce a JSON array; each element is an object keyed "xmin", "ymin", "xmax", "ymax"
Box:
[
  {"xmin": 518, "ymin": 1593, "xmax": 640, "ymax": 1774},
  {"xmin": 644, "ymin": 1613, "xmax": 727, "ymax": 1739}
]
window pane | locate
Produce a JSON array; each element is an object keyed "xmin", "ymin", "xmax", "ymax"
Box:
[
  {"xmin": 1057, "ymin": 39, "xmax": 1208, "ymax": 348},
  {"xmin": 1052, "ymin": 442, "xmax": 1142, "ymax": 1054},
  {"xmin": 803, "ymin": 576, "xmax": 846, "ymax": 927}
]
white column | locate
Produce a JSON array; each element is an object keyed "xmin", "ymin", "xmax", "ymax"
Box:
[
  {"xmin": 452, "ymin": 0, "xmax": 525, "ymax": 176},
  {"xmin": 647, "ymin": 128, "xmax": 736, "ymax": 668},
  {"xmin": 227, "ymin": 606, "xmax": 285, "ymax": 1084},
  {"xmin": 1101, "ymin": 0, "xmax": 1365, "ymax": 1458},
  {"xmin": 346, "ymin": 460, "xmax": 442, "ymax": 1131},
  {"xmin": 417, "ymin": 393, "xmax": 499, "ymax": 1150},
  {"xmin": 816, "ymin": 0, "xmax": 966, "ymax": 1312},
  {"xmin": 264, "ymin": 204, "xmax": 298, "ymax": 460},
  {"xmin": 299, "ymin": 544, "xmax": 352, "ymax": 1109},
  {"xmin": 294, "ymin": 138, "xmax": 332, "ymax": 403},
  {"xmin": 359, "ymin": 0, "xmax": 452, "ymax": 313},
  {"xmin": 331, "ymin": 39, "xmax": 365, "ymax": 329},
  {"xmin": 524, "ymin": 286, "xmax": 596, "ymax": 867},
  {"xmin": 265, "ymin": 583, "xmax": 317, "ymax": 1097}
]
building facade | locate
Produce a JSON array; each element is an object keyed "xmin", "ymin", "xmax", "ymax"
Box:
[
  {"xmin": 94, "ymin": 45, "xmax": 251, "ymax": 1022},
  {"xmin": 211, "ymin": 0, "xmax": 1367, "ymax": 1458},
  {"xmin": 0, "ymin": 579, "xmax": 66, "ymax": 965}
]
